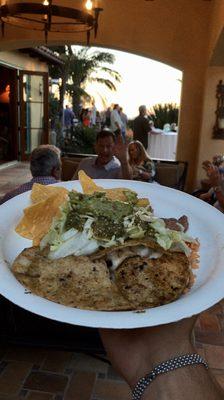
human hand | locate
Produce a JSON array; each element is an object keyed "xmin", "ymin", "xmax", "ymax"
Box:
[
  {"xmin": 114, "ymin": 134, "xmax": 128, "ymax": 162},
  {"xmin": 139, "ymin": 170, "xmax": 151, "ymax": 181},
  {"xmin": 99, "ymin": 317, "xmax": 196, "ymax": 389},
  {"xmin": 202, "ymin": 160, "xmax": 212, "ymax": 174},
  {"xmin": 207, "ymin": 165, "xmax": 221, "ymax": 187}
]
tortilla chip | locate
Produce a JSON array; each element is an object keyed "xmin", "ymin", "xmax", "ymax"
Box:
[
  {"xmin": 136, "ymin": 198, "xmax": 150, "ymax": 207},
  {"xmin": 78, "ymin": 170, "xmax": 137, "ymax": 202},
  {"xmin": 31, "ymin": 183, "xmax": 68, "ymax": 204},
  {"xmin": 16, "ymin": 192, "xmax": 68, "ymax": 245},
  {"xmin": 78, "ymin": 170, "xmax": 104, "ymax": 194}
]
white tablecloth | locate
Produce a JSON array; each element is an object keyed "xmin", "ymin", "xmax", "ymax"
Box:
[{"xmin": 147, "ymin": 132, "xmax": 178, "ymax": 161}]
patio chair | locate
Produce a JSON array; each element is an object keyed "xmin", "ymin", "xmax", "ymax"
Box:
[{"xmin": 154, "ymin": 160, "xmax": 188, "ymax": 191}]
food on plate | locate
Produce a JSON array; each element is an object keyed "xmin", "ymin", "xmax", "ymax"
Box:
[
  {"xmin": 16, "ymin": 189, "xmax": 68, "ymax": 245},
  {"xmin": 30, "ymin": 183, "xmax": 68, "ymax": 204},
  {"xmin": 12, "ymin": 172, "xmax": 199, "ymax": 310}
]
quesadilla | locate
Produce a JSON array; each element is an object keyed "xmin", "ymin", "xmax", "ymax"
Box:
[{"xmin": 12, "ymin": 184, "xmax": 199, "ymax": 311}]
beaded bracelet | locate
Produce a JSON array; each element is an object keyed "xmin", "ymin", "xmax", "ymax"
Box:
[{"xmin": 132, "ymin": 353, "xmax": 208, "ymax": 400}]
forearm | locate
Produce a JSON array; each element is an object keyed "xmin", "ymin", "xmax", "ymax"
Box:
[
  {"xmin": 120, "ymin": 159, "xmax": 133, "ymax": 179},
  {"xmin": 140, "ymin": 367, "xmax": 223, "ymax": 400},
  {"xmin": 100, "ymin": 318, "xmax": 224, "ymax": 400},
  {"xmin": 215, "ymin": 191, "xmax": 224, "ymax": 208},
  {"xmin": 128, "ymin": 340, "xmax": 223, "ymax": 400}
]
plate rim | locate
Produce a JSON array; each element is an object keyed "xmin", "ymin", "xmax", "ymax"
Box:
[{"xmin": 0, "ymin": 179, "xmax": 224, "ymax": 329}]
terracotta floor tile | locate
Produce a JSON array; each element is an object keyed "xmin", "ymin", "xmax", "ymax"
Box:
[
  {"xmin": 64, "ymin": 371, "xmax": 96, "ymax": 400},
  {"xmin": 0, "ymin": 396, "xmax": 22, "ymax": 400},
  {"xmin": 93, "ymin": 379, "xmax": 131, "ymax": 400},
  {"xmin": 107, "ymin": 366, "xmax": 123, "ymax": 381},
  {"xmin": 42, "ymin": 351, "xmax": 73, "ymax": 373},
  {"xmin": 4, "ymin": 348, "xmax": 47, "ymax": 366},
  {"xmin": 26, "ymin": 391, "xmax": 53, "ymax": 400},
  {"xmin": 24, "ymin": 372, "xmax": 68, "ymax": 394},
  {"xmin": 69, "ymin": 354, "xmax": 108, "ymax": 374},
  {"xmin": 0, "ymin": 163, "xmax": 30, "ymax": 197},
  {"xmin": 0, "ymin": 360, "xmax": 32, "ymax": 395}
]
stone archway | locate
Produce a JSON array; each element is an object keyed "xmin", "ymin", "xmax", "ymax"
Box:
[{"xmin": 0, "ymin": 0, "xmax": 215, "ymax": 189}]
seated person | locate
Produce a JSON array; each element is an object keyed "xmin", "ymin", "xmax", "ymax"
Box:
[
  {"xmin": 0, "ymin": 145, "xmax": 61, "ymax": 205},
  {"xmin": 128, "ymin": 140, "xmax": 156, "ymax": 182},
  {"xmin": 193, "ymin": 154, "xmax": 224, "ymax": 198},
  {"xmin": 72, "ymin": 129, "xmax": 132, "ymax": 180},
  {"xmin": 200, "ymin": 164, "xmax": 224, "ymax": 212}
]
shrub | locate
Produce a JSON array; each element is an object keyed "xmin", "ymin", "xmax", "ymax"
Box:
[
  {"xmin": 57, "ymin": 125, "xmax": 97, "ymax": 155},
  {"xmin": 151, "ymin": 103, "xmax": 179, "ymax": 129}
]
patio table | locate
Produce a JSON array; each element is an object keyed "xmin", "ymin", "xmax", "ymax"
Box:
[{"xmin": 147, "ymin": 131, "xmax": 178, "ymax": 161}]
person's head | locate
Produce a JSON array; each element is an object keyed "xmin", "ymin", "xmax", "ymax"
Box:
[
  {"xmin": 95, "ymin": 129, "xmax": 116, "ymax": 166},
  {"xmin": 139, "ymin": 105, "xmax": 147, "ymax": 116},
  {"xmin": 128, "ymin": 140, "xmax": 149, "ymax": 164},
  {"xmin": 170, "ymin": 122, "xmax": 177, "ymax": 132},
  {"xmin": 212, "ymin": 154, "xmax": 224, "ymax": 167},
  {"xmin": 30, "ymin": 145, "xmax": 61, "ymax": 180},
  {"xmin": 113, "ymin": 104, "xmax": 120, "ymax": 111}
]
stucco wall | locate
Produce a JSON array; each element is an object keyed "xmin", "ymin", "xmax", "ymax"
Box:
[
  {"xmin": 197, "ymin": 67, "xmax": 224, "ymax": 184},
  {"xmin": 195, "ymin": 0, "xmax": 224, "ymax": 185},
  {"xmin": 0, "ymin": 51, "xmax": 48, "ymax": 72},
  {"xmin": 0, "ymin": 0, "xmax": 217, "ymax": 190}
]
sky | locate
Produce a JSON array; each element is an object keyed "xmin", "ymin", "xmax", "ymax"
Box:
[{"xmin": 72, "ymin": 46, "xmax": 183, "ymax": 119}]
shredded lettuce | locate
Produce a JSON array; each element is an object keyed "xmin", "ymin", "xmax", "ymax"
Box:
[{"xmin": 39, "ymin": 191, "xmax": 196, "ymax": 260}]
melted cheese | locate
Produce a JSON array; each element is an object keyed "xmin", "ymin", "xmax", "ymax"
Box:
[{"xmin": 106, "ymin": 246, "xmax": 163, "ymax": 270}]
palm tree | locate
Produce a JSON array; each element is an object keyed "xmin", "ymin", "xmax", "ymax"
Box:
[{"xmin": 50, "ymin": 45, "xmax": 121, "ymax": 117}]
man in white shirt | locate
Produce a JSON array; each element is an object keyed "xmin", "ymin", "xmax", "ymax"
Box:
[
  {"xmin": 110, "ymin": 104, "xmax": 123, "ymax": 136},
  {"xmin": 73, "ymin": 129, "xmax": 132, "ymax": 180}
]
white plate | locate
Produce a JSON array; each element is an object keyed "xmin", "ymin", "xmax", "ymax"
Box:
[{"xmin": 0, "ymin": 179, "xmax": 224, "ymax": 329}]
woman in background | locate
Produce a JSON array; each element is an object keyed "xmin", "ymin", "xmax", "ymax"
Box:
[{"xmin": 128, "ymin": 140, "xmax": 156, "ymax": 182}]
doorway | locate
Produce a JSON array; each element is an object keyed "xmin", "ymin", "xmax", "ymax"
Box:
[
  {"xmin": 0, "ymin": 65, "xmax": 18, "ymax": 163},
  {"xmin": 0, "ymin": 66, "xmax": 49, "ymax": 162},
  {"xmin": 19, "ymin": 71, "xmax": 49, "ymax": 160}
]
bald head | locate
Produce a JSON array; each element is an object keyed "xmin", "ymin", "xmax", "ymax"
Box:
[{"xmin": 30, "ymin": 145, "xmax": 61, "ymax": 180}]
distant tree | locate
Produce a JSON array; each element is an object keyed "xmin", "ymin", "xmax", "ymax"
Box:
[
  {"xmin": 150, "ymin": 103, "xmax": 179, "ymax": 129},
  {"xmin": 49, "ymin": 45, "xmax": 121, "ymax": 118}
]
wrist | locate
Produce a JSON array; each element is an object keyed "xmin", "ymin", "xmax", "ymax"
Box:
[
  {"xmin": 119, "ymin": 156, "xmax": 128, "ymax": 164},
  {"xmin": 128, "ymin": 341, "xmax": 195, "ymax": 390}
]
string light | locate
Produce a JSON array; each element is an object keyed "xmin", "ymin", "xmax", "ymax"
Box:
[
  {"xmin": 85, "ymin": 0, "xmax": 93, "ymax": 11},
  {"xmin": 0, "ymin": 0, "xmax": 103, "ymax": 44}
]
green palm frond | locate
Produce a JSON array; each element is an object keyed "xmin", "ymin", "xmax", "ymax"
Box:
[
  {"xmin": 87, "ymin": 51, "xmax": 115, "ymax": 65},
  {"xmin": 88, "ymin": 77, "xmax": 117, "ymax": 91},
  {"xmin": 66, "ymin": 84, "xmax": 90, "ymax": 98},
  {"xmin": 97, "ymin": 67, "xmax": 121, "ymax": 82},
  {"xmin": 97, "ymin": 92, "xmax": 108, "ymax": 109},
  {"xmin": 49, "ymin": 45, "xmax": 121, "ymax": 116}
]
